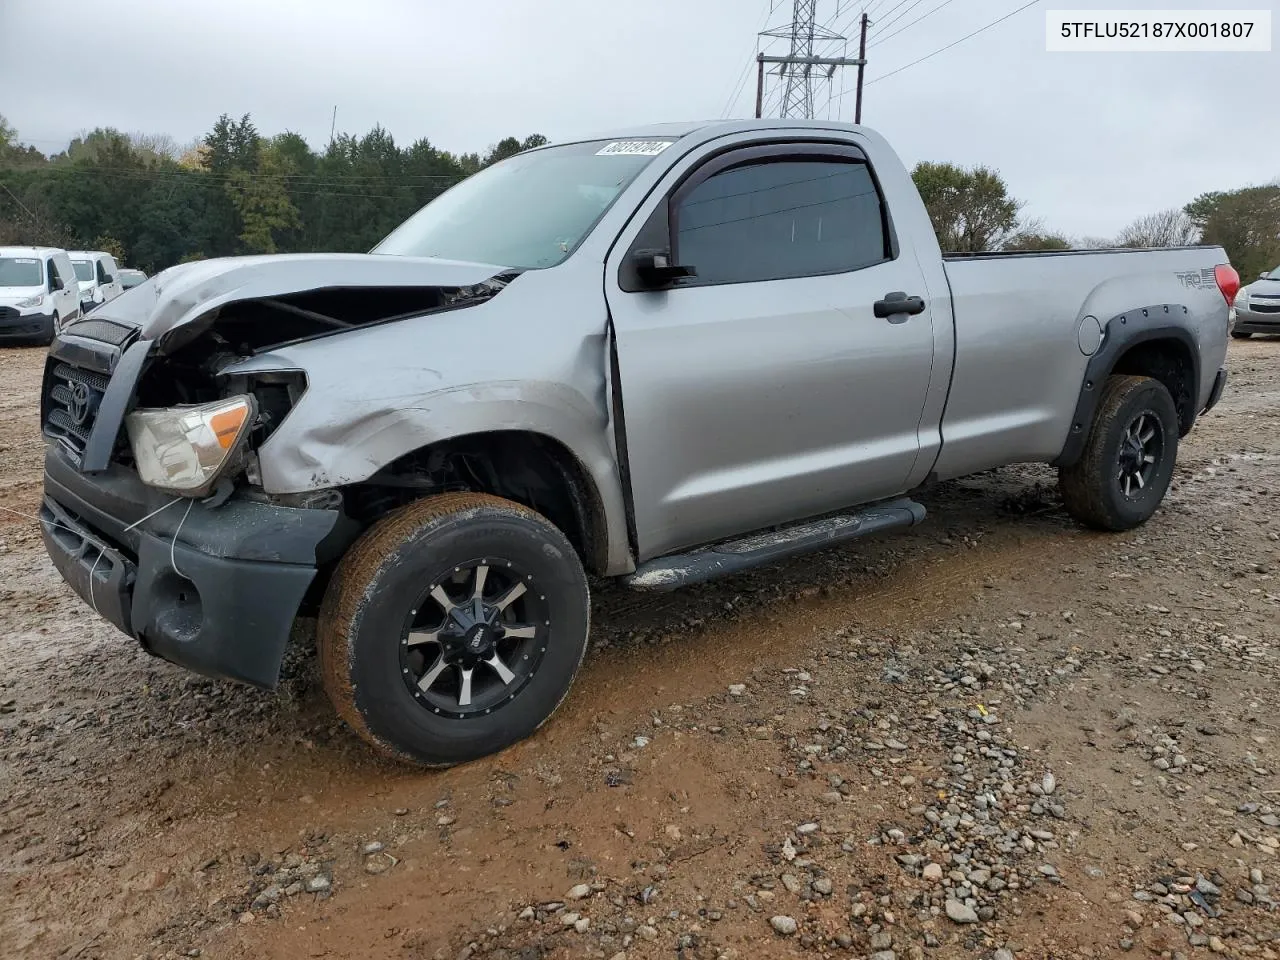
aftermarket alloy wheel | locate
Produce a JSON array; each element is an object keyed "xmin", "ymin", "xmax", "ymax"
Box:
[
  {"xmin": 1059, "ymin": 374, "xmax": 1179, "ymax": 532},
  {"xmin": 318, "ymin": 492, "xmax": 589, "ymax": 767}
]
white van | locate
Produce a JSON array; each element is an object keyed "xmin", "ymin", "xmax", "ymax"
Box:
[
  {"xmin": 67, "ymin": 250, "xmax": 123, "ymax": 314},
  {"xmin": 0, "ymin": 247, "xmax": 81, "ymax": 344}
]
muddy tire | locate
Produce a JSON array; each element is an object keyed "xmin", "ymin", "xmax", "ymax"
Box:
[
  {"xmin": 1059, "ymin": 374, "xmax": 1179, "ymax": 532},
  {"xmin": 318, "ymin": 492, "xmax": 589, "ymax": 767}
]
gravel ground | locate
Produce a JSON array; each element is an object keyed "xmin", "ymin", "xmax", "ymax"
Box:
[{"xmin": 0, "ymin": 338, "xmax": 1277, "ymax": 960}]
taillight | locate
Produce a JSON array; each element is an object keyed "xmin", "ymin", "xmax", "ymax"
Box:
[{"xmin": 1214, "ymin": 264, "xmax": 1240, "ymax": 305}]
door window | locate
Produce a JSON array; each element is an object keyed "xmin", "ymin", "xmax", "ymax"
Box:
[{"xmin": 674, "ymin": 158, "xmax": 890, "ymax": 285}]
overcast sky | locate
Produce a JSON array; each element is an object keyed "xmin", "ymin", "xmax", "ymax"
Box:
[{"xmin": 1, "ymin": 0, "xmax": 1275, "ymax": 239}]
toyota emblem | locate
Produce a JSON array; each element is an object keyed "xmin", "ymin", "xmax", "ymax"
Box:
[{"xmin": 68, "ymin": 382, "xmax": 92, "ymax": 426}]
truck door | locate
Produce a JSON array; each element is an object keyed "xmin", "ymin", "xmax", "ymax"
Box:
[{"xmin": 605, "ymin": 140, "xmax": 937, "ymax": 561}]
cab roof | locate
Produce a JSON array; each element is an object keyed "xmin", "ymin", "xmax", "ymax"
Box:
[
  {"xmin": 568, "ymin": 118, "xmax": 866, "ymax": 146},
  {"xmin": 0, "ymin": 246, "xmax": 67, "ymax": 258}
]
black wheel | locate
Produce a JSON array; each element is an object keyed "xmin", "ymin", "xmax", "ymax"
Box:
[
  {"xmin": 1059, "ymin": 374, "xmax": 1179, "ymax": 532},
  {"xmin": 318, "ymin": 492, "xmax": 589, "ymax": 767},
  {"xmin": 1232, "ymin": 329, "xmax": 1253, "ymax": 340},
  {"xmin": 41, "ymin": 313, "xmax": 60, "ymax": 346}
]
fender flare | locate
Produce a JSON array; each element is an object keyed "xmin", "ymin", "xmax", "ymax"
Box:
[{"xmin": 1053, "ymin": 304, "xmax": 1200, "ymax": 469}]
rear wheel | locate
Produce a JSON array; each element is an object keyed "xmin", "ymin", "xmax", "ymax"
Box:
[
  {"xmin": 318, "ymin": 492, "xmax": 589, "ymax": 767},
  {"xmin": 1059, "ymin": 374, "xmax": 1179, "ymax": 532}
]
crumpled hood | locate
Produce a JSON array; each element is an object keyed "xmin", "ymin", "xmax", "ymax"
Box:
[{"xmin": 86, "ymin": 252, "xmax": 510, "ymax": 342}]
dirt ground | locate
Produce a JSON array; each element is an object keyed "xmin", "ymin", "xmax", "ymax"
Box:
[{"xmin": 1, "ymin": 339, "xmax": 1278, "ymax": 960}]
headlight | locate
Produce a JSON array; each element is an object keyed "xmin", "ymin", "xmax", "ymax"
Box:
[
  {"xmin": 16, "ymin": 294, "xmax": 45, "ymax": 308},
  {"xmin": 1236, "ymin": 288, "xmax": 1249, "ymax": 309},
  {"xmin": 125, "ymin": 395, "xmax": 257, "ymax": 496}
]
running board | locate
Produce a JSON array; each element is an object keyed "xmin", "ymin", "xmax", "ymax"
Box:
[{"xmin": 622, "ymin": 498, "xmax": 927, "ymax": 592}]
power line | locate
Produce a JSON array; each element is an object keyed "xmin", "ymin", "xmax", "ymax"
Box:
[
  {"xmin": 723, "ymin": 0, "xmax": 780, "ymax": 117},
  {"xmin": 782, "ymin": 0, "xmax": 821, "ymax": 118},
  {"xmin": 866, "ymin": 0, "xmax": 958, "ymax": 48},
  {"xmin": 756, "ymin": 0, "xmax": 864, "ymax": 118},
  {"xmin": 866, "ymin": 0, "xmax": 1043, "ymax": 86},
  {"xmin": 868, "ymin": 0, "xmax": 915, "ymax": 26},
  {"xmin": 873, "ymin": 0, "xmax": 930, "ymax": 34}
]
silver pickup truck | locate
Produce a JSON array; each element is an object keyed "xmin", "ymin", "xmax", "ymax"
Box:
[{"xmin": 39, "ymin": 120, "xmax": 1237, "ymax": 766}]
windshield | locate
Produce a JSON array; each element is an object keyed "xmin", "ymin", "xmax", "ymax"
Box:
[
  {"xmin": 72, "ymin": 260, "xmax": 95, "ymax": 282},
  {"xmin": 0, "ymin": 257, "xmax": 43, "ymax": 287},
  {"xmin": 121, "ymin": 270, "xmax": 145, "ymax": 287},
  {"xmin": 372, "ymin": 138, "xmax": 674, "ymax": 269}
]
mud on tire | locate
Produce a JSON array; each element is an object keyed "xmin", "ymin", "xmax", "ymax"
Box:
[
  {"xmin": 1058, "ymin": 374, "xmax": 1179, "ymax": 532},
  {"xmin": 317, "ymin": 492, "xmax": 590, "ymax": 767}
]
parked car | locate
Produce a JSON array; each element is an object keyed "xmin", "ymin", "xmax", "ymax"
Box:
[
  {"xmin": 37, "ymin": 120, "xmax": 1236, "ymax": 767},
  {"xmin": 0, "ymin": 246, "xmax": 82, "ymax": 344},
  {"xmin": 118, "ymin": 268, "xmax": 148, "ymax": 290},
  {"xmin": 1231, "ymin": 266, "xmax": 1280, "ymax": 338},
  {"xmin": 67, "ymin": 250, "xmax": 123, "ymax": 314}
]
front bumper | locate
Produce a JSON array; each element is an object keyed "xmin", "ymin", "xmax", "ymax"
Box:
[
  {"xmin": 0, "ymin": 309, "xmax": 54, "ymax": 342},
  {"xmin": 1234, "ymin": 306, "xmax": 1280, "ymax": 335},
  {"xmin": 40, "ymin": 446, "xmax": 346, "ymax": 689}
]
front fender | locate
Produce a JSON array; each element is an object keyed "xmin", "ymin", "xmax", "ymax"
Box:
[{"xmin": 239, "ymin": 367, "xmax": 633, "ymax": 576}]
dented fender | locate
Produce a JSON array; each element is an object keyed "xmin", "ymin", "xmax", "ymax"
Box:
[{"xmin": 218, "ymin": 263, "xmax": 636, "ymax": 576}]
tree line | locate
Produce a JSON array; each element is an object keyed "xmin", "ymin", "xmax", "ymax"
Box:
[
  {"xmin": 910, "ymin": 161, "xmax": 1279, "ymax": 279},
  {"xmin": 1, "ymin": 113, "xmax": 1276, "ymax": 280},
  {"xmin": 0, "ymin": 113, "xmax": 544, "ymax": 272}
]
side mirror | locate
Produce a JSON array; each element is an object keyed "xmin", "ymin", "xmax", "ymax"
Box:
[
  {"xmin": 49, "ymin": 275, "xmax": 61, "ymax": 291},
  {"xmin": 1262, "ymin": 272, "xmax": 1270, "ymax": 280},
  {"xmin": 632, "ymin": 249, "xmax": 696, "ymax": 288}
]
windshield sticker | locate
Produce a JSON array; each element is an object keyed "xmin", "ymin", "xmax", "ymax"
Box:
[
  {"xmin": 12, "ymin": 258, "xmax": 37, "ymax": 264},
  {"xmin": 596, "ymin": 140, "xmax": 674, "ymax": 157}
]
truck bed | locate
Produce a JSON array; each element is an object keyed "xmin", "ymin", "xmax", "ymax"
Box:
[
  {"xmin": 941, "ymin": 245, "xmax": 1223, "ymax": 261},
  {"xmin": 927, "ymin": 244, "xmax": 1231, "ymax": 482}
]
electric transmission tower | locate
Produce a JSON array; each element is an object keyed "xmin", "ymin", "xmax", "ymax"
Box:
[{"xmin": 755, "ymin": 0, "xmax": 863, "ymax": 120}]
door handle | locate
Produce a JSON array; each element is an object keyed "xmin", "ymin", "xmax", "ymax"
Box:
[{"xmin": 873, "ymin": 292, "xmax": 926, "ymax": 322}]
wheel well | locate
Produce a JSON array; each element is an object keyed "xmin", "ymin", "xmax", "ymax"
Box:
[
  {"xmin": 340, "ymin": 431, "xmax": 609, "ymax": 575},
  {"xmin": 1110, "ymin": 338, "xmax": 1196, "ymax": 434}
]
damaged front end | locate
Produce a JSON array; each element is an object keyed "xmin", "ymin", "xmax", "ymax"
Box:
[
  {"xmin": 37, "ymin": 255, "xmax": 518, "ymax": 689},
  {"xmin": 49, "ymin": 255, "xmax": 518, "ymax": 479}
]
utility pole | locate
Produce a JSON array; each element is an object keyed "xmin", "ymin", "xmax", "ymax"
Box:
[
  {"xmin": 755, "ymin": 54, "xmax": 766, "ymax": 119},
  {"xmin": 782, "ymin": 0, "xmax": 819, "ymax": 119},
  {"xmin": 329, "ymin": 106, "xmax": 338, "ymax": 146},
  {"xmin": 854, "ymin": 12, "xmax": 869, "ymax": 124},
  {"xmin": 756, "ymin": 0, "xmax": 865, "ymax": 120}
]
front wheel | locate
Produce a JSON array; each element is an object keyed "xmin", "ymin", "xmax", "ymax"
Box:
[
  {"xmin": 1059, "ymin": 374, "xmax": 1179, "ymax": 532},
  {"xmin": 317, "ymin": 492, "xmax": 590, "ymax": 767}
]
